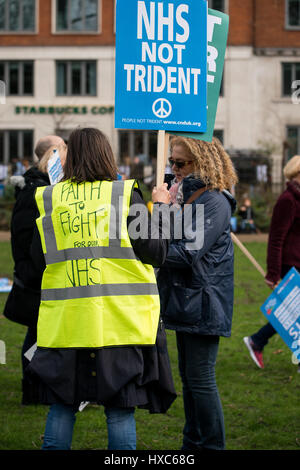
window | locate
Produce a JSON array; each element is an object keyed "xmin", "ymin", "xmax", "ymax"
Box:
[
  {"xmin": 0, "ymin": 0, "xmax": 36, "ymax": 32},
  {"xmin": 118, "ymin": 130, "xmax": 157, "ymax": 184},
  {"xmin": 282, "ymin": 62, "xmax": 300, "ymax": 96},
  {"xmin": 287, "ymin": 126, "xmax": 300, "ymax": 159},
  {"xmin": 56, "ymin": 61, "xmax": 96, "ymax": 96},
  {"xmin": 56, "ymin": 0, "xmax": 98, "ymax": 32},
  {"xmin": 0, "ymin": 130, "xmax": 34, "ymax": 165},
  {"xmin": 286, "ymin": 0, "xmax": 300, "ymax": 28},
  {"xmin": 119, "ymin": 131, "xmax": 157, "ymax": 163},
  {"xmin": 0, "ymin": 61, "xmax": 34, "ymax": 95},
  {"xmin": 208, "ymin": 0, "xmax": 225, "ymax": 12}
]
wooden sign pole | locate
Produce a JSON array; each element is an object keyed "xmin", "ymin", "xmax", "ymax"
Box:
[
  {"xmin": 231, "ymin": 232, "xmax": 266, "ymax": 278},
  {"xmin": 156, "ymin": 130, "xmax": 169, "ymax": 187}
]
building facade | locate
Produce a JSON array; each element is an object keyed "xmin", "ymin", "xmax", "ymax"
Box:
[
  {"xmin": 0, "ymin": 0, "xmax": 116, "ymax": 170},
  {"xmin": 0, "ymin": 0, "xmax": 300, "ymax": 187},
  {"xmin": 219, "ymin": 0, "xmax": 300, "ymax": 188}
]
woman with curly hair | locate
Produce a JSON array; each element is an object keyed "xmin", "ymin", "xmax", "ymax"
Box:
[{"xmin": 157, "ymin": 136, "xmax": 238, "ymax": 451}]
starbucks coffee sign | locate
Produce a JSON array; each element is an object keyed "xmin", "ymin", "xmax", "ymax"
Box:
[{"xmin": 15, "ymin": 105, "xmax": 114, "ymax": 115}]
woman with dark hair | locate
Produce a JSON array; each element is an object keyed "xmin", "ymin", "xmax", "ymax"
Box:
[{"xmin": 27, "ymin": 127, "xmax": 176, "ymax": 450}]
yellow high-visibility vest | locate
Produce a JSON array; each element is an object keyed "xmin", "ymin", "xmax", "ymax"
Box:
[{"xmin": 35, "ymin": 179, "xmax": 160, "ymax": 348}]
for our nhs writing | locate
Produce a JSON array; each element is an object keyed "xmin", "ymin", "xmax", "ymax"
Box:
[{"xmin": 124, "ymin": 1, "xmax": 201, "ymax": 95}]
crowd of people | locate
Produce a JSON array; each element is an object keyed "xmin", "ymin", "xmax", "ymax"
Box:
[{"xmin": 2, "ymin": 127, "xmax": 300, "ymax": 450}]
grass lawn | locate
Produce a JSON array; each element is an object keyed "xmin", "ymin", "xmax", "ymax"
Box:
[{"xmin": 0, "ymin": 240, "xmax": 299, "ymax": 450}]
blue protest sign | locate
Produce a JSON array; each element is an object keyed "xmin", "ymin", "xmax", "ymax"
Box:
[
  {"xmin": 260, "ymin": 267, "xmax": 300, "ymax": 359},
  {"xmin": 115, "ymin": 0, "xmax": 207, "ymax": 133}
]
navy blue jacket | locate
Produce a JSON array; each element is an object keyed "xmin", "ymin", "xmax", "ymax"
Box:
[{"xmin": 157, "ymin": 176, "xmax": 236, "ymax": 337}]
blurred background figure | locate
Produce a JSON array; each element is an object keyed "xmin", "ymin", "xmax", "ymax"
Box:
[
  {"xmin": 244, "ymin": 155, "xmax": 300, "ymax": 371},
  {"xmin": 118, "ymin": 155, "xmax": 131, "ymax": 180},
  {"xmin": 10, "ymin": 157, "xmax": 26, "ymax": 177},
  {"xmin": 3, "ymin": 135, "xmax": 66, "ymax": 404},
  {"xmin": 238, "ymin": 197, "xmax": 257, "ymax": 233}
]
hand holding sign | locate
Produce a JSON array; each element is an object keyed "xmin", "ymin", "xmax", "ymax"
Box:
[{"xmin": 152, "ymin": 182, "xmax": 170, "ymax": 204}]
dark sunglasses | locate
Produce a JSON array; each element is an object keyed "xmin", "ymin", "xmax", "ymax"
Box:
[{"xmin": 169, "ymin": 158, "xmax": 194, "ymax": 169}]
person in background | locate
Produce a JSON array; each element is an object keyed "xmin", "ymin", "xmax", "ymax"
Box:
[
  {"xmin": 238, "ymin": 197, "xmax": 256, "ymax": 233},
  {"xmin": 244, "ymin": 155, "xmax": 300, "ymax": 371},
  {"xmin": 3, "ymin": 135, "xmax": 66, "ymax": 404},
  {"xmin": 26, "ymin": 127, "xmax": 176, "ymax": 450},
  {"xmin": 157, "ymin": 136, "xmax": 238, "ymax": 451},
  {"xmin": 118, "ymin": 155, "xmax": 131, "ymax": 180},
  {"xmin": 10, "ymin": 157, "xmax": 24, "ymax": 177},
  {"xmin": 22, "ymin": 158, "xmax": 31, "ymax": 173}
]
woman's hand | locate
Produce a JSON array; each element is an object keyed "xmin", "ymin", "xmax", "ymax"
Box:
[
  {"xmin": 152, "ymin": 183, "xmax": 170, "ymax": 204},
  {"xmin": 265, "ymin": 278, "xmax": 279, "ymax": 290}
]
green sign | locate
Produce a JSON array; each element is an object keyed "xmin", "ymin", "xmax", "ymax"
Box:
[
  {"xmin": 169, "ymin": 9, "xmax": 229, "ymax": 142},
  {"xmin": 15, "ymin": 105, "xmax": 114, "ymax": 115}
]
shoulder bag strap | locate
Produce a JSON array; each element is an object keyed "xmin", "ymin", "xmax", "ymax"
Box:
[{"xmin": 184, "ymin": 186, "xmax": 211, "ymax": 206}]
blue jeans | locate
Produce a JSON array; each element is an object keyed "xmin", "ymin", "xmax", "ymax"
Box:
[
  {"xmin": 176, "ymin": 333, "xmax": 225, "ymax": 450},
  {"xmin": 42, "ymin": 404, "xmax": 136, "ymax": 450}
]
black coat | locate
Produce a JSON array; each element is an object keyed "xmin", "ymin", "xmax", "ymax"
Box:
[
  {"xmin": 27, "ymin": 187, "xmax": 177, "ymax": 413},
  {"xmin": 3, "ymin": 167, "xmax": 50, "ymax": 327}
]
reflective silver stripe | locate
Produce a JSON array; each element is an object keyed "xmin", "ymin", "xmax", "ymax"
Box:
[
  {"xmin": 42, "ymin": 186, "xmax": 58, "ymax": 253},
  {"xmin": 44, "ymin": 246, "xmax": 137, "ymax": 264},
  {"xmin": 41, "ymin": 181, "xmax": 138, "ymax": 263},
  {"xmin": 41, "ymin": 283, "xmax": 159, "ymax": 301},
  {"xmin": 109, "ymin": 181, "xmax": 124, "ymax": 247}
]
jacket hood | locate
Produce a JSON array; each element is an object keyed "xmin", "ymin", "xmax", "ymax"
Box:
[
  {"xmin": 10, "ymin": 166, "xmax": 50, "ymax": 199},
  {"xmin": 23, "ymin": 166, "xmax": 50, "ymax": 186},
  {"xmin": 182, "ymin": 175, "xmax": 237, "ymax": 215},
  {"xmin": 222, "ymin": 189, "xmax": 237, "ymax": 215},
  {"xmin": 182, "ymin": 175, "xmax": 206, "ymax": 203}
]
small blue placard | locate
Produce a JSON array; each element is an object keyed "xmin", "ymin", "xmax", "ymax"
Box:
[
  {"xmin": 260, "ymin": 267, "xmax": 300, "ymax": 358},
  {"xmin": 115, "ymin": 0, "xmax": 207, "ymax": 132}
]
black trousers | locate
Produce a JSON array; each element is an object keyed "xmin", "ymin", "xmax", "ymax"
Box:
[{"xmin": 251, "ymin": 265, "xmax": 292, "ymax": 351}]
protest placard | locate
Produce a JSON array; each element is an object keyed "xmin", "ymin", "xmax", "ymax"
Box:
[
  {"xmin": 0, "ymin": 278, "xmax": 12, "ymax": 293},
  {"xmin": 47, "ymin": 150, "xmax": 64, "ymax": 185},
  {"xmin": 115, "ymin": 0, "xmax": 208, "ymax": 133},
  {"xmin": 260, "ymin": 267, "xmax": 300, "ymax": 359},
  {"xmin": 170, "ymin": 8, "xmax": 229, "ymax": 142}
]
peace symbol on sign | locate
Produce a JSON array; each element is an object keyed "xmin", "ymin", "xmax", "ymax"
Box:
[{"xmin": 152, "ymin": 98, "xmax": 172, "ymax": 119}]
